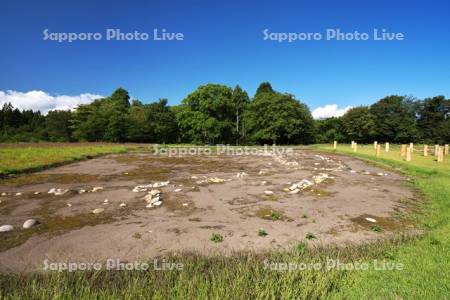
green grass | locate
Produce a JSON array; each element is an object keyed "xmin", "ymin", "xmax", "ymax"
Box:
[
  {"xmin": 0, "ymin": 143, "xmax": 449, "ymax": 299},
  {"xmin": 0, "ymin": 143, "xmax": 133, "ymax": 176}
]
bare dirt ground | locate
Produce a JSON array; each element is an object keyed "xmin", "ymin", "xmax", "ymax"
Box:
[{"xmin": 0, "ymin": 149, "xmax": 419, "ymax": 272}]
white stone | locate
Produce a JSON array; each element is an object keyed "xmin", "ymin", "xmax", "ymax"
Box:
[
  {"xmin": 174, "ymin": 188, "xmax": 182, "ymax": 192},
  {"xmin": 67, "ymin": 203, "xmax": 72, "ymax": 207},
  {"xmin": 78, "ymin": 189, "xmax": 86, "ymax": 194},
  {"xmin": 34, "ymin": 192, "xmax": 40, "ymax": 195},
  {"xmin": 1, "ymin": 192, "xmax": 6, "ymax": 196},
  {"xmin": 365, "ymin": 217, "xmax": 377, "ymax": 223},
  {"xmin": 261, "ymin": 181, "xmax": 267, "ymax": 186},
  {"xmin": 152, "ymin": 181, "xmax": 170, "ymax": 188},
  {"xmin": 0, "ymin": 225, "xmax": 13, "ymax": 232},
  {"xmin": 236, "ymin": 172, "xmax": 248, "ymax": 178},
  {"xmin": 23, "ymin": 219, "xmax": 39, "ymax": 229},
  {"xmin": 119, "ymin": 203, "xmax": 127, "ymax": 207},
  {"xmin": 289, "ymin": 189, "xmax": 300, "ymax": 194},
  {"xmin": 92, "ymin": 187, "xmax": 103, "ymax": 193},
  {"xmin": 182, "ymin": 203, "xmax": 188, "ymax": 206},
  {"xmin": 104, "ymin": 199, "xmax": 109, "ymax": 203},
  {"xmin": 264, "ymin": 190, "xmax": 274, "ymax": 195},
  {"xmin": 153, "ymin": 201, "xmax": 162, "ymax": 206},
  {"xmin": 15, "ymin": 192, "xmax": 22, "ymax": 196},
  {"xmin": 149, "ymin": 189, "xmax": 161, "ymax": 196},
  {"xmin": 92, "ymin": 208, "xmax": 104, "ymax": 214}
]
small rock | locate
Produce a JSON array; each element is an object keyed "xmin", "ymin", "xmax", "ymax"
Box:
[
  {"xmin": 1, "ymin": 192, "xmax": 6, "ymax": 196},
  {"xmin": 15, "ymin": 192, "xmax": 22, "ymax": 196},
  {"xmin": 0, "ymin": 225, "xmax": 13, "ymax": 232},
  {"xmin": 153, "ymin": 201, "xmax": 162, "ymax": 206},
  {"xmin": 119, "ymin": 203, "xmax": 127, "ymax": 207},
  {"xmin": 104, "ymin": 199, "xmax": 109, "ymax": 203},
  {"xmin": 153, "ymin": 181, "xmax": 170, "ymax": 188},
  {"xmin": 289, "ymin": 189, "xmax": 300, "ymax": 194},
  {"xmin": 92, "ymin": 187, "xmax": 103, "ymax": 193},
  {"xmin": 67, "ymin": 203, "xmax": 72, "ymax": 207},
  {"xmin": 365, "ymin": 217, "xmax": 377, "ymax": 223},
  {"xmin": 78, "ymin": 189, "xmax": 86, "ymax": 194},
  {"xmin": 149, "ymin": 189, "xmax": 161, "ymax": 196},
  {"xmin": 236, "ymin": 172, "xmax": 248, "ymax": 178},
  {"xmin": 264, "ymin": 190, "xmax": 274, "ymax": 195},
  {"xmin": 23, "ymin": 219, "xmax": 39, "ymax": 229},
  {"xmin": 174, "ymin": 188, "xmax": 182, "ymax": 192},
  {"xmin": 48, "ymin": 188, "xmax": 69, "ymax": 195},
  {"xmin": 261, "ymin": 181, "xmax": 267, "ymax": 186},
  {"xmin": 92, "ymin": 208, "xmax": 104, "ymax": 214},
  {"xmin": 182, "ymin": 203, "xmax": 188, "ymax": 207},
  {"xmin": 34, "ymin": 192, "xmax": 40, "ymax": 195},
  {"xmin": 191, "ymin": 176, "xmax": 198, "ymax": 179}
]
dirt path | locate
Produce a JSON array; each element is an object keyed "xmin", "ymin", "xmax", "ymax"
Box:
[{"xmin": 0, "ymin": 150, "xmax": 418, "ymax": 272}]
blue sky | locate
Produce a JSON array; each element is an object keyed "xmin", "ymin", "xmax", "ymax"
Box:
[{"xmin": 1, "ymin": 0, "xmax": 450, "ymax": 116}]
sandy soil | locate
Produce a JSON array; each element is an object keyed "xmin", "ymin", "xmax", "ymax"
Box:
[{"xmin": 0, "ymin": 149, "xmax": 419, "ymax": 272}]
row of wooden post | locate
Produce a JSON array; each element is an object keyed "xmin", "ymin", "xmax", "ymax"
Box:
[{"xmin": 333, "ymin": 141, "xmax": 448, "ymax": 163}]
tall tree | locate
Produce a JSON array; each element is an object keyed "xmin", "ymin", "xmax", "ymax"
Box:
[
  {"xmin": 231, "ymin": 85, "xmax": 250, "ymax": 145},
  {"xmin": 341, "ymin": 106, "xmax": 375, "ymax": 143},
  {"xmin": 417, "ymin": 96, "xmax": 450, "ymax": 144},
  {"xmin": 369, "ymin": 95, "xmax": 418, "ymax": 143}
]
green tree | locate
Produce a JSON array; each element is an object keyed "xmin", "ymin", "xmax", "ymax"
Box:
[
  {"xmin": 245, "ymin": 90, "xmax": 315, "ymax": 145},
  {"xmin": 45, "ymin": 110, "xmax": 72, "ymax": 142},
  {"xmin": 176, "ymin": 84, "xmax": 235, "ymax": 144},
  {"xmin": 315, "ymin": 117, "xmax": 345, "ymax": 143},
  {"xmin": 231, "ymin": 85, "xmax": 250, "ymax": 145},
  {"xmin": 369, "ymin": 95, "xmax": 418, "ymax": 143},
  {"xmin": 341, "ymin": 106, "xmax": 375, "ymax": 143},
  {"xmin": 417, "ymin": 96, "xmax": 450, "ymax": 144}
]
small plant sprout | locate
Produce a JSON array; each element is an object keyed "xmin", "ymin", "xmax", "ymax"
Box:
[
  {"xmin": 258, "ymin": 229, "xmax": 268, "ymax": 236},
  {"xmin": 270, "ymin": 211, "xmax": 281, "ymax": 220},
  {"xmin": 210, "ymin": 233, "xmax": 223, "ymax": 243},
  {"xmin": 305, "ymin": 232, "xmax": 316, "ymax": 240},
  {"xmin": 371, "ymin": 225, "xmax": 383, "ymax": 233},
  {"xmin": 295, "ymin": 242, "xmax": 306, "ymax": 254}
]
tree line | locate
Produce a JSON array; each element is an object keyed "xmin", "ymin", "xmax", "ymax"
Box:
[{"xmin": 1, "ymin": 83, "xmax": 449, "ymax": 144}]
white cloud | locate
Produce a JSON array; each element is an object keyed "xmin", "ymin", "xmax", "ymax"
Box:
[
  {"xmin": 0, "ymin": 90, "xmax": 104, "ymax": 114},
  {"xmin": 312, "ymin": 104, "xmax": 352, "ymax": 119}
]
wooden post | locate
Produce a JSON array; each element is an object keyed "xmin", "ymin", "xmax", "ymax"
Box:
[
  {"xmin": 353, "ymin": 142, "xmax": 357, "ymax": 152},
  {"xmin": 445, "ymin": 144, "xmax": 449, "ymax": 155},
  {"xmin": 423, "ymin": 145, "xmax": 428, "ymax": 157},
  {"xmin": 437, "ymin": 148, "xmax": 444, "ymax": 163},
  {"xmin": 376, "ymin": 144, "xmax": 381, "ymax": 157},
  {"xmin": 385, "ymin": 142, "xmax": 389, "ymax": 152},
  {"xmin": 374, "ymin": 141, "xmax": 377, "ymax": 149},
  {"xmin": 333, "ymin": 141, "xmax": 337, "ymax": 149},
  {"xmin": 434, "ymin": 145, "xmax": 439, "ymax": 156},
  {"xmin": 351, "ymin": 141, "xmax": 354, "ymax": 149},
  {"xmin": 406, "ymin": 146, "xmax": 412, "ymax": 161},
  {"xmin": 400, "ymin": 144, "xmax": 406, "ymax": 158},
  {"xmin": 410, "ymin": 143, "xmax": 414, "ymax": 153}
]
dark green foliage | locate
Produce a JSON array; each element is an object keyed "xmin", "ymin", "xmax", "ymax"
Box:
[
  {"xmin": 417, "ymin": 96, "xmax": 450, "ymax": 144},
  {"xmin": 245, "ymin": 89, "xmax": 315, "ymax": 145},
  {"xmin": 315, "ymin": 117, "xmax": 345, "ymax": 143},
  {"xmin": 1, "ymin": 84, "xmax": 449, "ymax": 144},
  {"xmin": 341, "ymin": 106, "xmax": 376, "ymax": 143},
  {"xmin": 369, "ymin": 95, "xmax": 418, "ymax": 143}
]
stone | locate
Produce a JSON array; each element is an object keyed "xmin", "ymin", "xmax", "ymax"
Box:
[
  {"xmin": 261, "ymin": 181, "xmax": 267, "ymax": 186},
  {"xmin": 67, "ymin": 203, "xmax": 72, "ymax": 207},
  {"xmin": 78, "ymin": 189, "xmax": 86, "ymax": 194},
  {"xmin": 182, "ymin": 203, "xmax": 188, "ymax": 206},
  {"xmin": 92, "ymin": 208, "xmax": 104, "ymax": 214},
  {"xmin": 34, "ymin": 192, "xmax": 40, "ymax": 195},
  {"xmin": 153, "ymin": 181, "xmax": 170, "ymax": 188},
  {"xmin": 119, "ymin": 203, "xmax": 127, "ymax": 207},
  {"xmin": 1, "ymin": 192, "xmax": 6, "ymax": 196},
  {"xmin": 23, "ymin": 219, "xmax": 39, "ymax": 229},
  {"xmin": 174, "ymin": 188, "xmax": 182, "ymax": 192},
  {"xmin": 264, "ymin": 190, "xmax": 274, "ymax": 195},
  {"xmin": 236, "ymin": 172, "xmax": 248, "ymax": 178},
  {"xmin": 298, "ymin": 179, "xmax": 314, "ymax": 190},
  {"xmin": 15, "ymin": 192, "xmax": 22, "ymax": 196},
  {"xmin": 149, "ymin": 189, "xmax": 161, "ymax": 196},
  {"xmin": 289, "ymin": 189, "xmax": 300, "ymax": 194},
  {"xmin": 48, "ymin": 188, "xmax": 69, "ymax": 196},
  {"xmin": 0, "ymin": 225, "xmax": 13, "ymax": 232},
  {"xmin": 92, "ymin": 187, "xmax": 103, "ymax": 193},
  {"xmin": 365, "ymin": 217, "xmax": 377, "ymax": 223},
  {"xmin": 103, "ymin": 199, "xmax": 109, "ymax": 204},
  {"xmin": 153, "ymin": 201, "xmax": 162, "ymax": 206}
]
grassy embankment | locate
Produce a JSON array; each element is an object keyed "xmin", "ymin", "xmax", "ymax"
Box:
[
  {"xmin": 0, "ymin": 143, "xmax": 449, "ymax": 299},
  {"xmin": 0, "ymin": 143, "xmax": 136, "ymax": 176}
]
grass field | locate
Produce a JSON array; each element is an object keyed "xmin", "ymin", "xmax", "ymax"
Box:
[
  {"xmin": 0, "ymin": 143, "xmax": 138, "ymax": 176},
  {"xmin": 0, "ymin": 143, "xmax": 449, "ymax": 299}
]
